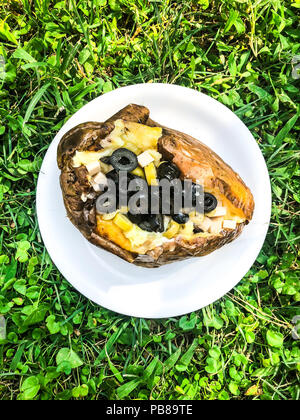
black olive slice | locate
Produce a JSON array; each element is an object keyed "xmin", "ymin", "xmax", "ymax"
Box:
[
  {"xmin": 110, "ymin": 148, "xmax": 138, "ymax": 172},
  {"xmin": 148, "ymin": 214, "xmax": 164, "ymax": 233},
  {"xmin": 127, "ymin": 212, "xmax": 144, "ymax": 225},
  {"xmin": 193, "ymin": 226, "xmax": 203, "ymax": 233},
  {"xmin": 157, "ymin": 161, "xmax": 180, "ymax": 181},
  {"xmin": 204, "ymin": 193, "xmax": 217, "ymax": 213},
  {"xmin": 138, "ymin": 219, "xmax": 153, "ymax": 232},
  {"xmin": 172, "ymin": 213, "xmax": 189, "ymax": 224},
  {"xmin": 134, "ymin": 214, "xmax": 164, "ymax": 233}
]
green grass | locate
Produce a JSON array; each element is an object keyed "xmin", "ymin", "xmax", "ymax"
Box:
[{"xmin": 0, "ymin": 0, "xmax": 299, "ymax": 400}]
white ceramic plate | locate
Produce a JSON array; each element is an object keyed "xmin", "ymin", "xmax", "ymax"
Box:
[{"xmin": 36, "ymin": 83, "xmax": 271, "ymax": 318}]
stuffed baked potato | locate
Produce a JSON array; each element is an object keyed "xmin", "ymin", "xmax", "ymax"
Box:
[{"xmin": 57, "ymin": 104, "xmax": 254, "ymax": 267}]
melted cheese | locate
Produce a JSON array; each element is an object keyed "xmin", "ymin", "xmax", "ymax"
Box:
[
  {"xmin": 124, "ymin": 225, "xmax": 165, "ymax": 250},
  {"xmin": 73, "ymin": 150, "xmax": 113, "ymax": 167},
  {"xmin": 218, "ymin": 194, "xmax": 245, "ymax": 220},
  {"xmin": 72, "ymin": 119, "xmax": 162, "ymax": 168},
  {"xmin": 104, "ymin": 119, "xmax": 162, "ymax": 155},
  {"xmin": 96, "ymin": 216, "xmax": 166, "ymax": 253},
  {"xmin": 119, "ymin": 120, "xmax": 162, "ymax": 152},
  {"xmin": 97, "ymin": 217, "xmax": 133, "ymax": 251}
]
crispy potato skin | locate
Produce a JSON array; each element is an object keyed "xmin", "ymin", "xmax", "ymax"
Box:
[{"xmin": 57, "ymin": 104, "xmax": 254, "ymax": 267}]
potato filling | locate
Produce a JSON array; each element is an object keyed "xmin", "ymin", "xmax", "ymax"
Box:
[{"xmin": 72, "ymin": 119, "xmax": 246, "ymax": 253}]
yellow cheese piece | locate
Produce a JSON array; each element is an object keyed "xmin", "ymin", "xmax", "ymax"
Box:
[
  {"xmin": 144, "ymin": 162, "xmax": 158, "ymax": 186},
  {"xmin": 113, "ymin": 213, "xmax": 133, "ymax": 231},
  {"xmin": 121, "ymin": 120, "xmax": 162, "ymax": 152},
  {"xmin": 163, "ymin": 220, "xmax": 180, "ymax": 239},
  {"xmin": 147, "ymin": 149, "xmax": 162, "ymax": 166},
  {"xmin": 131, "ymin": 167, "xmax": 145, "ymax": 178},
  {"xmin": 101, "ymin": 211, "xmax": 118, "ymax": 220},
  {"xmin": 96, "ymin": 217, "xmax": 133, "ymax": 251},
  {"xmin": 180, "ymin": 221, "xmax": 194, "ymax": 238}
]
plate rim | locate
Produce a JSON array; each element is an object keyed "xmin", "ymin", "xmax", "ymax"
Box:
[{"xmin": 36, "ymin": 83, "xmax": 272, "ymax": 318}]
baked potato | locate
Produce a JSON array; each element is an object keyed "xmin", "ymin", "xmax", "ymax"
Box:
[{"xmin": 57, "ymin": 104, "xmax": 254, "ymax": 267}]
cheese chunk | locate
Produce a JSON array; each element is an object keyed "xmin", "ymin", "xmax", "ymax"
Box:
[
  {"xmin": 147, "ymin": 149, "xmax": 162, "ymax": 166},
  {"xmin": 180, "ymin": 221, "xmax": 194, "ymax": 237},
  {"xmin": 208, "ymin": 217, "xmax": 223, "ymax": 234},
  {"xmin": 138, "ymin": 151, "xmax": 154, "ymax": 168},
  {"xmin": 91, "ymin": 182, "xmax": 101, "ymax": 192},
  {"xmin": 81, "ymin": 193, "xmax": 88, "ymax": 202},
  {"xmin": 196, "ymin": 216, "xmax": 211, "ymax": 232},
  {"xmin": 206, "ymin": 206, "xmax": 227, "ymax": 217},
  {"xmin": 93, "ymin": 172, "xmax": 107, "ymax": 186},
  {"xmin": 223, "ymin": 219, "xmax": 237, "ymax": 230},
  {"xmin": 113, "ymin": 213, "xmax": 133, "ymax": 231},
  {"xmin": 85, "ymin": 161, "xmax": 100, "ymax": 176},
  {"xmin": 163, "ymin": 220, "xmax": 179, "ymax": 239},
  {"xmin": 190, "ymin": 211, "xmax": 205, "ymax": 225},
  {"xmin": 91, "ymin": 172, "xmax": 107, "ymax": 191}
]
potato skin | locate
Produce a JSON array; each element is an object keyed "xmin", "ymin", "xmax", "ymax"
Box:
[{"xmin": 57, "ymin": 104, "xmax": 254, "ymax": 267}]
